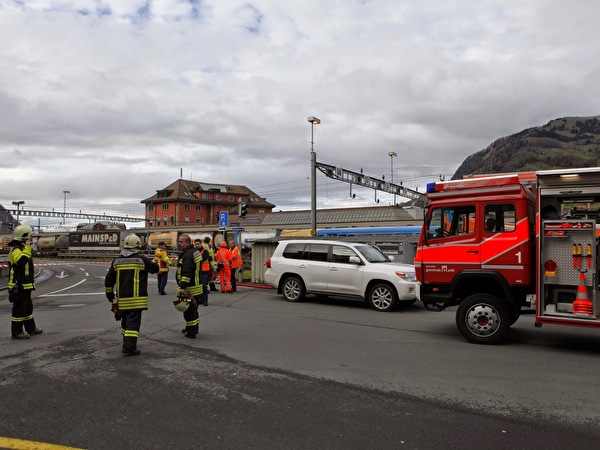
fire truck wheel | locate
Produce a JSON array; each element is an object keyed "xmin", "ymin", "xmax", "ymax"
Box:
[
  {"xmin": 282, "ymin": 276, "xmax": 306, "ymax": 302},
  {"xmin": 368, "ymin": 283, "xmax": 397, "ymax": 312},
  {"xmin": 456, "ymin": 294, "xmax": 510, "ymax": 344}
]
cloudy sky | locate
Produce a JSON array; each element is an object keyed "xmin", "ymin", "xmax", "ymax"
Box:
[{"xmin": 1, "ymin": 0, "xmax": 599, "ymax": 228}]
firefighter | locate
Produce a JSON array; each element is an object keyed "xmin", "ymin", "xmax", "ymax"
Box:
[
  {"xmin": 105, "ymin": 234, "xmax": 159, "ymax": 356},
  {"xmin": 176, "ymin": 234, "xmax": 202, "ymax": 338},
  {"xmin": 229, "ymin": 240, "xmax": 242, "ymax": 293},
  {"xmin": 204, "ymin": 237, "xmax": 219, "ymax": 292},
  {"xmin": 216, "ymin": 240, "xmax": 233, "ymax": 293},
  {"xmin": 153, "ymin": 241, "xmax": 171, "ymax": 295},
  {"xmin": 7, "ymin": 225, "xmax": 43, "ymax": 340},
  {"xmin": 194, "ymin": 239, "xmax": 211, "ymax": 306}
]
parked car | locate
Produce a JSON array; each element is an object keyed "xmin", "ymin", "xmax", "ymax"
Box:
[{"xmin": 264, "ymin": 239, "xmax": 418, "ymax": 312}]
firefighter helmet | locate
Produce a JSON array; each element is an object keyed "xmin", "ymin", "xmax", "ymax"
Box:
[
  {"xmin": 173, "ymin": 299, "xmax": 190, "ymax": 312},
  {"xmin": 123, "ymin": 234, "xmax": 142, "ymax": 249},
  {"xmin": 13, "ymin": 225, "xmax": 33, "ymax": 242}
]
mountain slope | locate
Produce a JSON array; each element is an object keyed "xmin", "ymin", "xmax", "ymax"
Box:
[{"xmin": 452, "ymin": 116, "xmax": 600, "ymax": 180}]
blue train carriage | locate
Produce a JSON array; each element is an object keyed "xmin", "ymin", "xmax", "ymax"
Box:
[
  {"xmin": 315, "ymin": 226, "xmax": 422, "ymax": 237},
  {"xmin": 315, "ymin": 226, "xmax": 422, "ymax": 264}
]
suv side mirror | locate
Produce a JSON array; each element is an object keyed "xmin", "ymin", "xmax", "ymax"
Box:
[{"xmin": 348, "ymin": 256, "xmax": 361, "ymax": 264}]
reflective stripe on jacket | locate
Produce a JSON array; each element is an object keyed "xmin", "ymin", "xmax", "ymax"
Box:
[
  {"xmin": 216, "ymin": 248, "xmax": 233, "ymax": 266},
  {"xmin": 8, "ymin": 242, "xmax": 35, "ymax": 291},
  {"xmin": 104, "ymin": 253, "xmax": 159, "ymax": 310},
  {"xmin": 231, "ymin": 246, "xmax": 242, "ymax": 269},
  {"xmin": 200, "ymin": 247, "xmax": 211, "ymax": 272},
  {"xmin": 203, "ymin": 244, "xmax": 217, "ymax": 270},
  {"xmin": 176, "ymin": 245, "xmax": 203, "ymax": 297},
  {"xmin": 154, "ymin": 248, "xmax": 171, "ymax": 273}
]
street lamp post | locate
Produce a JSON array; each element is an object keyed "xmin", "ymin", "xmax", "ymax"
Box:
[
  {"xmin": 62, "ymin": 190, "xmax": 70, "ymax": 225},
  {"xmin": 307, "ymin": 116, "xmax": 321, "ymax": 235},
  {"xmin": 388, "ymin": 152, "xmax": 397, "ymax": 205},
  {"xmin": 12, "ymin": 200, "xmax": 24, "ymax": 225}
]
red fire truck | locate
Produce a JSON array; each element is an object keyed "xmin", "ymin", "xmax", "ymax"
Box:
[{"xmin": 415, "ymin": 167, "xmax": 600, "ymax": 344}]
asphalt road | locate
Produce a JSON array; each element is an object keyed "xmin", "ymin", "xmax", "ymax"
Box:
[{"xmin": 0, "ymin": 261, "xmax": 599, "ymax": 449}]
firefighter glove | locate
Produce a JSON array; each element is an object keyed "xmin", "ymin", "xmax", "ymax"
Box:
[
  {"xmin": 177, "ymin": 288, "xmax": 191, "ymax": 300},
  {"xmin": 8, "ymin": 289, "xmax": 18, "ymax": 303},
  {"xmin": 111, "ymin": 303, "xmax": 122, "ymax": 321},
  {"xmin": 106, "ymin": 292, "xmax": 115, "ymax": 302}
]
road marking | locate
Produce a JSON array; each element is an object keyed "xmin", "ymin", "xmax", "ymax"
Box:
[
  {"xmin": 0, "ymin": 436, "xmax": 82, "ymax": 449},
  {"xmin": 38, "ymin": 279, "xmax": 87, "ymax": 297},
  {"xmin": 55, "ymin": 271, "xmax": 68, "ymax": 279},
  {"xmin": 41, "ymin": 292, "xmax": 104, "ymax": 298},
  {"xmin": 58, "ymin": 304, "xmax": 88, "ymax": 307}
]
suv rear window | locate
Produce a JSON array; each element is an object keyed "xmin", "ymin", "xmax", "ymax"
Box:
[
  {"xmin": 282, "ymin": 243, "xmax": 305, "ymax": 259},
  {"xmin": 282, "ymin": 243, "xmax": 329, "ymax": 262}
]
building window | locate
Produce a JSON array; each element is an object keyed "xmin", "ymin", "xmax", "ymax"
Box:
[
  {"xmin": 215, "ymin": 194, "xmax": 221, "ymax": 200},
  {"xmin": 170, "ymin": 216, "xmax": 175, "ymax": 225},
  {"xmin": 162, "ymin": 203, "xmax": 169, "ymax": 211},
  {"xmin": 184, "ymin": 204, "xmax": 190, "ymax": 211},
  {"xmin": 148, "ymin": 205, "xmax": 154, "ymax": 211},
  {"xmin": 163, "ymin": 215, "xmax": 168, "ymax": 223},
  {"xmin": 202, "ymin": 193, "xmax": 207, "ymax": 199},
  {"xmin": 196, "ymin": 217, "xmax": 200, "ymax": 223},
  {"xmin": 184, "ymin": 216, "xmax": 190, "ymax": 222},
  {"xmin": 195, "ymin": 205, "xmax": 201, "ymax": 211}
]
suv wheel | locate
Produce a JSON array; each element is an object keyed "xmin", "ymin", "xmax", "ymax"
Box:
[
  {"xmin": 282, "ymin": 276, "xmax": 305, "ymax": 302},
  {"xmin": 368, "ymin": 283, "xmax": 397, "ymax": 312}
]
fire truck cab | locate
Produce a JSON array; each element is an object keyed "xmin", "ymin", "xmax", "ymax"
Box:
[{"xmin": 416, "ymin": 167, "xmax": 600, "ymax": 344}]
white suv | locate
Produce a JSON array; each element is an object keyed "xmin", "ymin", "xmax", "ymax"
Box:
[{"xmin": 264, "ymin": 239, "xmax": 418, "ymax": 312}]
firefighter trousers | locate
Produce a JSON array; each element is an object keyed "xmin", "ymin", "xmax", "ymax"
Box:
[
  {"xmin": 200, "ymin": 272, "xmax": 210, "ymax": 304},
  {"xmin": 11, "ymin": 289, "xmax": 37, "ymax": 336},
  {"xmin": 121, "ymin": 310, "xmax": 142, "ymax": 351},
  {"xmin": 183, "ymin": 298, "xmax": 199, "ymax": 336}
]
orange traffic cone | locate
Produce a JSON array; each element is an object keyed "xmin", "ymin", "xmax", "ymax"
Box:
[{"xmin": 572, "ymin": 271, "xmax": 593, "ymax": 316}]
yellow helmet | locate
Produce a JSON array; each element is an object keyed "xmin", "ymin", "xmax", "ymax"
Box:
[{"xmin": 13, "ymin": 225, "xmax": 33, "ymax": 242}]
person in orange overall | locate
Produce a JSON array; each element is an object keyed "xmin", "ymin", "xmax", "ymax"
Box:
[
  {"xmin": 229, "ymin": 241, "xmax": 242, "ymax": 293},
  {"xmin": 215, "ymin": 241, "xmax": 233, "ymax": 293}
]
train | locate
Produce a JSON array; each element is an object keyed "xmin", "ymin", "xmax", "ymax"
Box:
[
  {"xmin": 1, "ymin": 225, "xmax": 419, "ymax": 258},
  {"xmin": 0, "ymin": 229, "xmax": 260, "ymax": 256}
]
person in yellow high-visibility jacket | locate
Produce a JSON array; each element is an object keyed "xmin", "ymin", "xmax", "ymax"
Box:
[{"xmin": 153, "ymin": 241, "xmax": 172, "ymax": 295}]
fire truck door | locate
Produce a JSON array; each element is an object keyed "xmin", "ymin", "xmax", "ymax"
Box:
[{"xmin": 419, "ymin": 205, "xmax": 479, "ymax": 285}]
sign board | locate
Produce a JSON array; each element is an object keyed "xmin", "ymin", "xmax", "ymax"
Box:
[
  {"xmin": 219, "ymin": 211, "xmax": 229, "ymax": 227},
  {"xmin": 69, "ymin": 231, "xmax": 122, "ymax": 251},
  {"xmin": 233, "ymin": 227, "xmax": 245, "ymax": 232}
]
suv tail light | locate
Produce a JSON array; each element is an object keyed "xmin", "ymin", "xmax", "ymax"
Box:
[{"xmin": 266, "ymin": 258, "xmax": 271, "ymax": 268}]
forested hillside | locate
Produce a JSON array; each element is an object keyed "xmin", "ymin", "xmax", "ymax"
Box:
[{"xmin": 452, "ymin": 116, "xmax": 600, "ymax": 179}]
